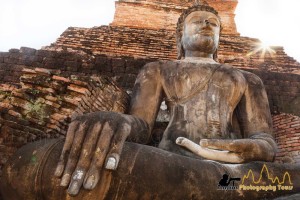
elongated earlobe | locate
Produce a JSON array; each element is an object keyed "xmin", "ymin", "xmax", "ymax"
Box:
[{"xmin": 213, "ymin": 49, "xmax": 218, "ymax": 61}]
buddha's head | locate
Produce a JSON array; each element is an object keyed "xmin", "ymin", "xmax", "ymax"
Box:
[{"xmin": 176, "ymin": 1, "xmax": 222, "ymax": 60}]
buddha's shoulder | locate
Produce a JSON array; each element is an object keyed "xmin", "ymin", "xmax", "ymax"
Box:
[
  {"xmin": 143, "ymin": 60, "xmax": 223, "ymax": 70},
  {"xmin": 218, "ymin": 64, "xmax": 263, "ymax": 83},
  {"xmin": 143, "ymin": 60, "xmax": 177, "ymax": 68},
  {"xmin": 141, "ymin": 60, "xmax": 178, "ymax": 73},
  {"xmin": 235, "ymin": 68, "xmax": 265, "ymax": 86}
]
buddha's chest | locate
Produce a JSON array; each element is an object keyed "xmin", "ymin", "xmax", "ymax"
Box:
[{"xmin": 160, "ymin": 63, "xmax": 220, "ymax": 102}]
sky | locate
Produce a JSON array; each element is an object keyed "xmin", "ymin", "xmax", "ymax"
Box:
[{"xmin": 0, "ymin": 0, "xmax": 299, "ymax": 62}]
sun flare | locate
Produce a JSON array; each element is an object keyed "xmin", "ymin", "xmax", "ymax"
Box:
[{"xmin": 247, "ymin": 41, "xmax": 276, "ymax": 61}]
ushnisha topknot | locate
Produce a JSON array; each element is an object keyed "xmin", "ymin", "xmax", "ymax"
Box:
[{"xmin": 176, "ymin": 0, "xmax": 222, "ymax": 60}]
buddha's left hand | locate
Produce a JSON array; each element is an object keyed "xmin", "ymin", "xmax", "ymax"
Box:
[{"xmin": 176, "ymin": 137, "xmax": 275, "ymax": 163}]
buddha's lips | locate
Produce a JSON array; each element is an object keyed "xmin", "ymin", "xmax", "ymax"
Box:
[{"xmin": 198, "ymin": 30, "xmax": 214, "ymax": 35}]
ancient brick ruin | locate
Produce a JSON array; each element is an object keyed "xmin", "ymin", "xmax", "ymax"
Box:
[
  {"xmin": 0, "ymin": 0, "xmax": 300, "ymax": 172},
  {"xmin": 112, "ymin": 0, "xmax": 239, "ymax": 35},
  {"xmin": 0, "ymin": 63, "xmax": 129, "ymax": 171}
]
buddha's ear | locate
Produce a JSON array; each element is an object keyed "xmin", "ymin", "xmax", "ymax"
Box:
[
  {"xmin": 214, "ymin": 27, "xmax": 222, "ymax": 61},
  {"xmin": 213, "ymin": 37, "xmax": 220, "ymax": 61},
  {"xmin": 177, "ymin": 35, "xmax": 185, "ymax": 60},
  {"xmin": 213, "ymin": 49, "xmax": 218, "ymax": 61},
  {"xmin": 180, "ymin": 43, "xmax": 185, "ymax": 60}
]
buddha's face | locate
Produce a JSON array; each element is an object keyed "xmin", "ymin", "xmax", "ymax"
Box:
[{"xmin": 182, "ymin": 11, "xmax": 220, "ymax": 54}]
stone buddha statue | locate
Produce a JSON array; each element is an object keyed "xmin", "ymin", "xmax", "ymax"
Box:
[
  {"xmin": 2, "ymin": 1, "xmax": 288, "ymax": 200},
  {"xmin": 52, "ymin": 1, "xmax": 277, "ymax": 196}
]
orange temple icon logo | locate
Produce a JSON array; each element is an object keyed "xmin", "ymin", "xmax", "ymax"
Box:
[{"xmin": 239, "ymin": 164, "xmax": 293, "ymax": 192}]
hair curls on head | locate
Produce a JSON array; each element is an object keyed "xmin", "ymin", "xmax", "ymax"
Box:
[{"xmin": 176, "ymin": 0, "xmax": 222, "ymax": 60}]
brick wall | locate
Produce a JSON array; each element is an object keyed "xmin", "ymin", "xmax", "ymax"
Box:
[
  {"xmin": 112, "ymin": 0, "xmax": 238, "ymax": 35},
  {"xmin": 0, "ymin": 47, "xmax": 154, "ymax": 89},
  {"xmin": 0, "ymin": 67, "xmax": 129, "ymax": 175},
  {"xmin": 273, "ymin": 113, "xmax": 300, "ymax": 163},
  {"xmin": 47, "ymin": 26, "xmax": 177, "ymax": 60}
]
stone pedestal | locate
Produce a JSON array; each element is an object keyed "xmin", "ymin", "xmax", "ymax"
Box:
[{"xmin": 1, "ymin": 139, "xmax": 300, "ymax": 200}]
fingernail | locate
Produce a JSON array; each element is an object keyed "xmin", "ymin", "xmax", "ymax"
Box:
[
  {"xmin": 200, "ymin": 140, "xmax": 208, "ymax": 147},
  {"xmin": 176, "ymin": 137, "xmax": 185, "ymax": 145},
  {"xmin": 68, "ymin": 181, "xmax": 79, "ymax": 196},
  {"xmin": 60, "ymin": 174, "xmax": 71, "ymax": 187},
  {"xmin": 54, "ymin": 165, "xmax": 63, "ymax": 177},
  {"xmin": 73, "ymin": 169, "xmax": 84, "ymax": 180},
  {"xmin": 105, "ymin": 157, "xmax": 116, "ymax": 170},
  {"xmin": 84, "ymin": 175, "xmax": 95, "ymax": 190}
]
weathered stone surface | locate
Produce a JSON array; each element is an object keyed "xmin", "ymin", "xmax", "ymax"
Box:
[{"xmin": 2, "ymin": 139, "xmax": 300, "ymax": 200}]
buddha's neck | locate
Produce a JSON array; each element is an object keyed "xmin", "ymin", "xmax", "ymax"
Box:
[
  {"xmin": 183, "ymin": 51, "xmax": 217, "ymax": 64},
  {"xmin": 184, "ymin": 51, "xmax": 213, "ymax": 59}
]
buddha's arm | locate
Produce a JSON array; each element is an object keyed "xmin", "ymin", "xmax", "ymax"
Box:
[
  {"xmin": 176, "ymin": 72, "xmax": 277, "ymax": 163},
  {"xmin": 127, "ymin": 62, "xmax": 163, "ymax": 142},
  {"xmin": 229, "ymin": 72, "xmax": 277, "ymax": 160}
]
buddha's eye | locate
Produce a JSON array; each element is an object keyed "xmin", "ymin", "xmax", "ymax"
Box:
[
  {"xmin": 192, "ymin": 21, "xmax": 201, "ymax": 24},
  {"xmin": 210, "ymin": 22, "xmax": 217, "ymax": 27},
  {"xmin": 208, "ymin": 19, "xmax": 219, "ymax": 27}
]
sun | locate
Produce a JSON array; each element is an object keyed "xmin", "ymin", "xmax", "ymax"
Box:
[
  {"xmin": 247, "ymin": 41, "xmax": 276, "ymax": 61},
  {"xmin": 259, "ymin": 41, "xmax": 272, "ymax": 50}
]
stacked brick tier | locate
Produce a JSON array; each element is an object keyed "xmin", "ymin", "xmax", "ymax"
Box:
[
  {"xmin": 273, "ymin": 113, "xmax": 300, "ymax": 163},
  {"xmin": 0, "ymin": 67, "xmax": 129, "ymax": 174},
  {"xmin": 47, "ymin": 26, "xmax": 176, "ymax": 60},
  {"xmin": 0, "ymin": 47, "xmax": 153, "ymax": 89},
  {"xmin": 112, "ymin": 0, "xmax": 238, "ymax": 35},
  {"xmin": 46, "ymin": 26, "xmax": 300, "ymax": 74}
]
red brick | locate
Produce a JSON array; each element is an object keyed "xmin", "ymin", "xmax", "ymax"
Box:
[
  {"xmin": 67, "ymin": 84, "xmax": 88, "ymax": 94},
  {"xmin": 52, "ymin": 75, "xmax": 70, "ymax": 83}
]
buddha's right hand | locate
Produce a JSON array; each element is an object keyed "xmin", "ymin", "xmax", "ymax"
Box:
[{"xmin": 54, "ymin": 111, "xmax": 149, "ymax": 196}]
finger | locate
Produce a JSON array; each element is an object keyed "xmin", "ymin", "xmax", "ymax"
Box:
[
  {"xmin": 176, "ymin": 137, "xmax": 200, "ymax": 153},
  {"xmin": 67, "ymin": 122, "xmax": 102, "ymax": 196},
  {"xmin": 105, "ymin": 122, "xmax": 131, "ymax": 170},
  {"xmin": 200, "ymin": 139, "xmax": 247, "ymax": 152},
  {"xmin": 176, "ymin": 137, "xmax": 243, "ymax": 163},
  {"xmin": 175, "ymin": 137, "xmax": 185, "ymax": 146},
  {"xmin": 83, "ymin": 122, "xmax": 114, "ymax": 190},
  {"xmin": 202, "ymin": 150, "xmax": 244, "ymax": 163},
  {"xmin": 60, "ymin": 121, "xmax": 88, "ymax": 187},
  {"xmin": 55, "ymin": 121, "xmax": 79, "ymax": 177}
]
